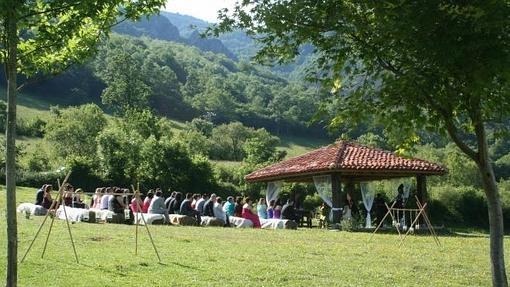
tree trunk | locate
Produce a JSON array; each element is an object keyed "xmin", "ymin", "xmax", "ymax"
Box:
[
  {"xmin": 475, "ymin": 123, "xmax": 508, "ymax": 287},
  {"xmin": 5, "ymin": 3, "xmax": 18, "ymax": 287}
]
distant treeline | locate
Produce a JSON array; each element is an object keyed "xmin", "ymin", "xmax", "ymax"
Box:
[{"xmin": 0, "ymin": 34, "xmax": 328, "ymax": 139}]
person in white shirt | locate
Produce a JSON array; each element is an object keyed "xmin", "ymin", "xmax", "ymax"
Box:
[
  {"xmin": 213, "ymin": 197, "xmax": 229, "ymax": 227},
  {"xmin": 148, "ymin": 190, "xmax": 169, "ymax": 223},
  {"xmin": 100, "ymin": 187, "xmax": 112, "ymax": 210}
]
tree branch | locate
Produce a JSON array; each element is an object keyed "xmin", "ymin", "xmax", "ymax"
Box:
[
  {"xmin": 18, "ymin": 1, "xmax": 82, "ymax": 20},
  {"xmin": 444, "ymin": 117, "xmax": 478, "ymax": 161}
]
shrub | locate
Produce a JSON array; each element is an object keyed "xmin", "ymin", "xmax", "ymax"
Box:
[{"xmin": 428, "ymin": 185, "xmax": 488, "ymax": 228}]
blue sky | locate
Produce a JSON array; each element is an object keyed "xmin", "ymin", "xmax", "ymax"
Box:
[{"xmin": 164, "ymin": 0, "xmax": 237, "ymax": 23}]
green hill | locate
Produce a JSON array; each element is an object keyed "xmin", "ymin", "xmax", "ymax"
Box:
[{"xmin": 0, "ymin": 89, "xmax": 330, "ymax": 165}]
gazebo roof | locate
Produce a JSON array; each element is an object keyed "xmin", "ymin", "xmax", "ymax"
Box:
[{"xmin": 245, "ymin": 141, "xmax": 447, "ymax": 183}]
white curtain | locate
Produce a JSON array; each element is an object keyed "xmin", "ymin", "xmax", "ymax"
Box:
[
  {"xmin": 266, "ymin": 181, "xmax": 282, "ymax": 204},
  {"xmin": 313, "ymin": 175, "xmax": 332, "ymax": 207},
  {"xmin": 360, "ymin": 182, "xmax": 375, "ymax": 228}
]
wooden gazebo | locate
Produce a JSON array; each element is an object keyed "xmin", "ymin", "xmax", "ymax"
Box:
[{"xmin": 245, "ymin": 141, "xmax": 447, "ymax": 223}]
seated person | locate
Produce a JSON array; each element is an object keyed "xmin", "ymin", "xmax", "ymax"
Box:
[
  {"xmin": 191, "ymin": 194, "xmax": 200, "ymax": 209},
  {"xmin": 91, "ymin": 188, "xmax": 102, "ymax": 209},
  {"xmin": 108, "ymin": 192, "xmax": 125, "ymax": 214},
  {"xmin": 63, "ymin": 183, "xmax": 74, "ymax": 207},
  {"xmin": 241, "ymin": 198, "xmax": 261, "ymax": 228},
  {"xmin": 180, "ymin": 193, "xmax": 201, "ymax": 224},
  {"xmin": 101, "ymin": 187, "xmax": 112, "ymax": 210},
  {"xmin": 42, "ymin": 185, "xmax": 54, "ymax": 210},
  {"xmin": 281, "ymin": 200, "xmax": 298, "ymax": 222},
  {"xmin": 195, "ymin": 194, "xmax": 208, "ymax": 215},
  {"xmin": 233, "ymin": 196, "xmax": 243, "ymax": 217},
  {"xmin": 164, "ymin": 191, "xmax": 176, "ymax": 210},
  {"xmin": 142, "ymin": 191, "xmax": 153, "ymax": 213},
  {"xmin": 267, "ymin": 200, "xmax": 275, "ymax": 219},
  {"xmin": 130, "ymin": 192, "xmax": 144, "ymax": 213},
  {"xmin": 169, "ymin": 192, "xmax": 183, "ymax": 214},
  {"xmin": 257, "ymin": 198, "xmax": 268, "ymax": 219},
  {"xmin": 72, "ymin": 188, "xmax": 86, "ymax": 208},
  {"xmin": 273, "ymin": 201, "xmax": 282, "ymax": 219},
  {"xmin": 148, "ymin": 190, "xmax": 169, "ymax": 223},
  {"xmin": 203, "ymin": 194, "xmax": 216, "ymax": 217},
  {"xmin": 35, "ymin": 184, "xmax": 47, "ymax": 206},
  {"xmin": 223, "ymin": 196, "xmax": 235, "ymax": 217},
  {"xmin": 213, "ymin": 197, "xmax": 229, "ymax": 226}
]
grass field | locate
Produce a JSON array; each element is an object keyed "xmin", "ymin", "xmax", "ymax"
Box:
[{"xmin": 0, "ymin": 186, "xmax": 508, "ymax": 286}]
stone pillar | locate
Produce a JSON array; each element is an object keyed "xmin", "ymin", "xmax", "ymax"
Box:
[{"xmin": 331, "ymin": 173, "xmax": 342, "ymax": 224}]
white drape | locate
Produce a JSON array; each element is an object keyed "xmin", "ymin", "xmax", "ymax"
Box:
[
  {"xmin": 360, "ymin": 182, "xmax": 375, "ymax": 228},
  {"xmin": 266, "ymin": 181, "xmax": 282, "ymax": 204},
  {"xmin": 313, "ymin": 175, "xmax": 332, "ymax": 207}
]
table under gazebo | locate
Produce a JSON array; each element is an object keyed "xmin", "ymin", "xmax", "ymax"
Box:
[{"xmin": 245, "ymin": 141, "xmax": 447, "ymax": 225}]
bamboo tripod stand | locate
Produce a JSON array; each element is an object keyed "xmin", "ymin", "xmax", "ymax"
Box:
[
  {"xmin": 20, "ymin": 175, "xmax": 162, "ymax": 263},
  {"xmin": 20, "ymin": 172, "xmax": 78, "ymax": 263},
  {"xmin": 369, "ymin": 196, "xmax": 441, "ymax": 247}
]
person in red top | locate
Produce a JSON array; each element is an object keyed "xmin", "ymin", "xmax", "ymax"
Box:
[
  {"xmin": 241, "ymin": 197, "xmax": 261, "ymax": 228},
  {"xmin": 142, "ymin": 191, "xmax": 153, "ymax": 213}
]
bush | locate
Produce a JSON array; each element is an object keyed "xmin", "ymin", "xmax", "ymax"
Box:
[
  {"xmin": 23, "ymin": 149, "xmax": 50, "ymax": 172},
  {"xmin": 0, "ymin": 170, "xmax": 66, "ymax": 188},
  {"xmin": 66, "ymin": 156, "xmax": 106, "ymax": 192},
  {"xmin": 17, "ymin": 117, "xmax": 46, "ymax": 137},
  {"xmin": 428, "ymin": 185, "xmax": 488, "ymax": 228}
]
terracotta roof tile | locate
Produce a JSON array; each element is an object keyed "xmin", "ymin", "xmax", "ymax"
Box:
[{"xmin": 245, "ymin": 141, "xmax": 447, "ymax": 182}]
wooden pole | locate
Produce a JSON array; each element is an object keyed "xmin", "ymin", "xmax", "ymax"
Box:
[
  {"xmin": 21, "ymin": 172, "xmax": 71, "ymax": 263},
  {"xmin": 369, "ymin": 200, "xmax": 396, "ymax": 242},
  {"xmin": 131, "ymin": 185, "xmax": 161, "ymax": 263},
  {"xmin": 415, "ymin": 197, "xmax": 441, "ymax": 246},
  {"xmin": 41, "ymin": 178, "xmax": 67, "ymax": 259},
  {"xmin": 399, "ymin": 202, "xmax": 428, "ymax": 246},
  {"xmin": 61, "ymin": 195, "xmax": 79, "ymax": 263}
]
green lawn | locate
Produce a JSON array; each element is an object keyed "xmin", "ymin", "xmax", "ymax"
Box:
[{"xmin": 0, "ymin": 186, "xmax": 507, "ymax": 286}]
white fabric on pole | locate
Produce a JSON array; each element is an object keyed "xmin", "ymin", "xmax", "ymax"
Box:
[
  {"xmin": 360, "ymin": 182, "xmax": 375, "ymax": 228},
  {"xmin": 313, "ymin": 175, "xmax": 332, "ymax": 207},
  {"xmin": 266, "ymin": 181, "xmax": 283, "ymax": 204}
]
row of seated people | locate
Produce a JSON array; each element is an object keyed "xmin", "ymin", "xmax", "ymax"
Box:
[
  {"xmin": 34, "ymin": 184, "xmax": 300, "ymax": 227},
  {"xmin": 34, "ymin": 183, "xmax": 87, "ymax": 210}
]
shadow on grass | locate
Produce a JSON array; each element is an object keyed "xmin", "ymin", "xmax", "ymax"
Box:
[{"xmin": 171, "ymin": 261, "xmax": 202, "ymax": 271}]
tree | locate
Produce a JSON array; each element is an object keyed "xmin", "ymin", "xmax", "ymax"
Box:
[
  {"xmin": 94, "ymin": 38, "xmax": 152, "ymax": 114},
  {"xmin": 0, "ymin": 1, "xmax": 164, "ymax": 286},
  {"xmin": 44, "ymin": 104, "xmax": 107, "ymax": 159},
  {"xmin": 212, "ymin": 1, "xmax": 510, "ymax": 285},
  {"xmin": 210, "ymin": 122, "xmax": 251, "ymax": 161}
]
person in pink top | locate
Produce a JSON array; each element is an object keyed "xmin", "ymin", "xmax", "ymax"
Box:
[
  {"xmin": 241, "ymin": 197, "xmax": 261, "ymax": 228},
  {"xmin": 142, "ymin": 191, "xmax": 153, "ymax": 213},
  {"xmin": 130, "ymin": 193, "xmax": 144, "ymax": 213}
]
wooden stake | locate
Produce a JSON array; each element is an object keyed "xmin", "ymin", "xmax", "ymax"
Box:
[
  {"xmin": 399, "ymin": 202, "xmax": 427, "ymax": 246},
  {"xmin": 369, "ymin": 200, "xmax": 396, "ymax": 242},
  {"xmin": 131, "ymin": 185, "xmax": 161, "ymax": 263},
  {"xmin": 21, "ymin": 171, "xmax": 71, "ymax": 263},
  {"xmin": 415, "ymin": 197, "xmax": 441, "ymax": 247}
]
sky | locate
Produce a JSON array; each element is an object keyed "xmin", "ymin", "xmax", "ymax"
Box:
[{"xmin": 164, "ymin": 0, "xmax": 237, "ymax": 23}]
